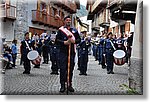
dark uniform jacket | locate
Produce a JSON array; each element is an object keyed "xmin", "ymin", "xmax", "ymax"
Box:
[
  {"xmin": 21, "ymin": 39, "xmax": 33, "ymax": 61},
  {"xmin": 56, "ymin": 26, "xmax": 81, "ymax": 55}
]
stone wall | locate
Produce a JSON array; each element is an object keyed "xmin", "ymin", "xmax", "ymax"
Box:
[
  {"xmin": 15, "ymin": 0, "xmax": 29, "ymax": 41},
  {"xmin": 129, "ymin": 0, "xmax": 143, "ymax": 94},
  {"xmin": 129, "ymin": 58, "xmax": 143, "ymax": 94}
]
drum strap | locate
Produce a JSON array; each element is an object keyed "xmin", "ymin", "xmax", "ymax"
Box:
[
  {"xmin": 109, "ymin": 40, "xmax": 116, "ymax": 51},
  {"xmin": 25, "ymin": 41, "xmax": 31, "ymax": 51}
]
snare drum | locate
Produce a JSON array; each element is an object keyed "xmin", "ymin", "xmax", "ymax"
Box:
[
  {"xmin": 113, "ymin": 50, "xmax": 126, "ymax": 65},
  {"xmin": 27, "ymin": 50, "xmax": 41, "ymax": 65}
]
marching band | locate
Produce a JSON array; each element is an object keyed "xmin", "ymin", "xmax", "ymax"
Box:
[{"xmin": 1, "ymin": 15, "xmax": 134, "ymax": 93}]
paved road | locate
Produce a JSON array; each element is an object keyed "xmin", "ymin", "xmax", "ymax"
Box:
[{"xmin": 1, "ymin": 55, "xmax": 129, "ymax": 95}]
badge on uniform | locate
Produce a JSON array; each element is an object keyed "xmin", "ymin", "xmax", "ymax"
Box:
[
  {"xmin": 64, "ymin": 37, "xmax": 67, "ymax": 40},
  {"xmin": 72, "ymin": 30, "xmax": 75, "ymax": 34}
]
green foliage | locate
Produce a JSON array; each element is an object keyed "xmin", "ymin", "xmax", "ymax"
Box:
[{"xmin": 119, "ymin": 84, "xmax": 139, "ymax": 95}]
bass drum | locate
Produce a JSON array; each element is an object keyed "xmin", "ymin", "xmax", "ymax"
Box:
[
  {"xmin": 113, "ymin": 50, "xmax": 126, "ymax": 66},
  {"xmin": 27, "ymin": 50, "xmax": 41, "ymax": 65}
]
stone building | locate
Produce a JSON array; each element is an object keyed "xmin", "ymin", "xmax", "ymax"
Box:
[
  {"xmin": 86, "ymin": 0, "xmax": 135, "ymax": 37},
  {"xmin": 1, "ymin": 0, "xmax": 80, "ymax": 42},
  {"xmin": 86, "ymin": 0, "xmax": 143, "ymax": 94},
  {"xmin": 108, "ymin": 0, "xmax": 142, "ymax": 94},
  {"xmin": 0, "ymin": 0, "xmax": 17, "ymax": 42}
]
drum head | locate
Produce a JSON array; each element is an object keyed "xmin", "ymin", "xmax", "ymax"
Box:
[
  {"xmin": 27, "ymin": 50, "xmax": 39, "ymax": 60},
  {"xmin": 113, "ymin": 50, "xmax": 125, "ymax": 59}
]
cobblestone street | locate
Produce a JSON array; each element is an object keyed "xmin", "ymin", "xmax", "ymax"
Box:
[{"xmin": 1, "ymin": 55, "xmax": 129, "ymax": 95}]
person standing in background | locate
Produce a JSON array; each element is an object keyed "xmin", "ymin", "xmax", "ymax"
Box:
[
  {"xmin": 11, "ymin": 39, "xmax": 18, "ymax": 68},
  {"xmin": 104, "ymin": 32, "xmax": 116, "ymax": 74},
  {"xmin": 78, "ymin": 31, "xmax": 89, "ymax": 76}
]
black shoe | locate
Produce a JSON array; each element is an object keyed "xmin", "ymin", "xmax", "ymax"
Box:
[
  {"xmin": 79, "ymin": 73, "xmax": 87, "ymax": 76},
  {"xmin": 60, "ymin": 86, "xmax": 66, "ymax": 93},
  {"xmin": 68, "ymin": 86, "xmax": 75, "ymax": 92},
  {"xmin": 27, "ymin": 72, "xmax": 30, "ymax": 74},
  {"xmin": 42, "ymin": 62, "xmax": 46, "ymax": 64},
  {"xmin": 79, "ymin": 73, "xmax": 84, "ymax": 75},
  {"xmin": 111, "ymin": 71, "xmax": 114, "ymax": 74},
  {"xmin": 23, "ymin": 71, "xmax": 30, "ymax": 74},
  {"xmin": 50, "ymin": 72, "xmax": 59, "ymax": 75},
  {"xmin": 107, "ymin": 71, "xmax": 111, "ymax": 74},
  {"xmin": 83, "ymin": 73, "xmax": 87, "ymax": 76},
  {"xmin": 34, "ymin": 66, "xmax": 40, "ymax": 68},
  {"xmin": 102, "ymin": 65, "xmax": 106, "ymax": 69}
]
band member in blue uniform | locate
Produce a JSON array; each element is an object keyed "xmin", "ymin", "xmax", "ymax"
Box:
[
  {"xmin": 49, "ymin": 37, "xmax": 59, "ymax": 75},
  {"xmin": 98, "ymin": 34, "xmax": 106, "ymax": 69},
  {"xmin": 56, "ymin": 15, "xmax": 81, "ymax": 93},
  {"xmin": 126, "ymin": 32, "xmax": 134, "ymax": 66},
  {"xmin": 42, "ymin": 33, "xmax": 50, "ymax": 64},
  {"xmin": 78, "ymin": 31, "xmax": 89, "ymax": 76},
  {"xmin": 116, "ymin": 34, "xmax": 125, "ymax": 51},
  {"xmin": 32, "ymin": 33, "xmax": 42, "ymax": 68},
  {"xmin": 21, "ymin": 32, "xmax": 33, "ymax": 74},
  {"xmin": 104, "ymin": 32, "xmax": 116, "ymax": 74},
  {"xmin": 91, "ymin": 33, "xmax": 99, "ymax": 61}
]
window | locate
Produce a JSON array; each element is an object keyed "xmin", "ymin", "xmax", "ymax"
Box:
[
  {"xmin": 40, "ymin": 2, "xmax": 46, "ymax": 11},
  {"xmin": 120, "ymin": 25, "xmax": 125, "ymax": 35},
  {"xmin": 51, "ymin": 8, "xmax": 54, "ymax": 16},
  {"xmin": 61, "ymin": 12, "xmax": 64, "ymax": 19},
  {"xmin": 1, "ymin": 0, "xmax": 10, "ymax": 4}
]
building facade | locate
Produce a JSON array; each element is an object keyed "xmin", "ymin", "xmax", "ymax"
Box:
[
  {"xmin": 1, "ymin": 0, "xmax": 80, "ymax": 42},
  {"xmin": 86, "ymin": 0, "xmax": 135, "ymax": 37},
  {"xmin": 87, "ymin": 0, "xmax": 143, "ymax": 94},
  {"xmin": 0, "ymin": 0, "xmax": 17, "ymax": 42}
]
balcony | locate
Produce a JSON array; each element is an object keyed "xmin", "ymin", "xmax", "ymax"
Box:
[
  {"xmin": 107, "ymin": 0, "xmax": 137, "ymax": 24},
  {"xmin": 53, "ymin": 0, "xmax": 77, "ymax": 13},
  {"xmin": 0, "ymin": 3, "xmax": 16, "ymax": 20},
  {"xmin": 92, "ymin": 20, "xmax": 100, "ymax": 31},
  {"xmin": 32, "ymin": 10, "xmax": 47, "ymax": 25},
  {"xmin": 91, "ymin": 0, "xmax": 107, "ymax": 14},
  {"xmin": 32, "ymin": 10, "xmax": 64, "ymax": 28},
  {"xmin": 98, "ymin": 9, "xmax": 110, "ymax": 27}
]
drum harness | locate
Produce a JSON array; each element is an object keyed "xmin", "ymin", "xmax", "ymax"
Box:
[
  {"xmin": 25, "ymin": 40, "xmax": 31, "ymax": 51},
  {"xmin": 109, "ymin": 39, "xmax": 116, "ymax": 51}
]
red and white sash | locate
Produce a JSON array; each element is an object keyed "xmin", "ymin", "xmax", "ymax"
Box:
[{"xmin": 59, "ymin": 26, "xmax": 77, "ymax": 53}]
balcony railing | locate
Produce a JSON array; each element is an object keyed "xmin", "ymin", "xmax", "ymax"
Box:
[
  {"xmin": 98, "ymin": 9, "xmax": 110, "ymax": 27},
  {"xmin": 0, "ymin": 3, "xmax": 16, "ymax": 20},
  {"xmin": 32, "ymin": 10, "xmax": 64, "ymax": 28},
  {"xmin": 91, "ymin": 0, "xmax": 107, "ymax": 13},
  {"xmin": 53, "ymin": 0, "xmax": 76, "ymax": 13}
]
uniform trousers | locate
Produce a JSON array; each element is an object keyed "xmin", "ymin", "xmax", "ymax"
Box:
[
  {"xmin": 106, "ymin": 49, "xmax": 114, "ymax": 73},
  {"xmin": 22, "ymin": 54, "xmax": 31, "ymax": 73},
  {"xmin": 59, "ymin": 52, "xmax": 75, "ymax": 85}
]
